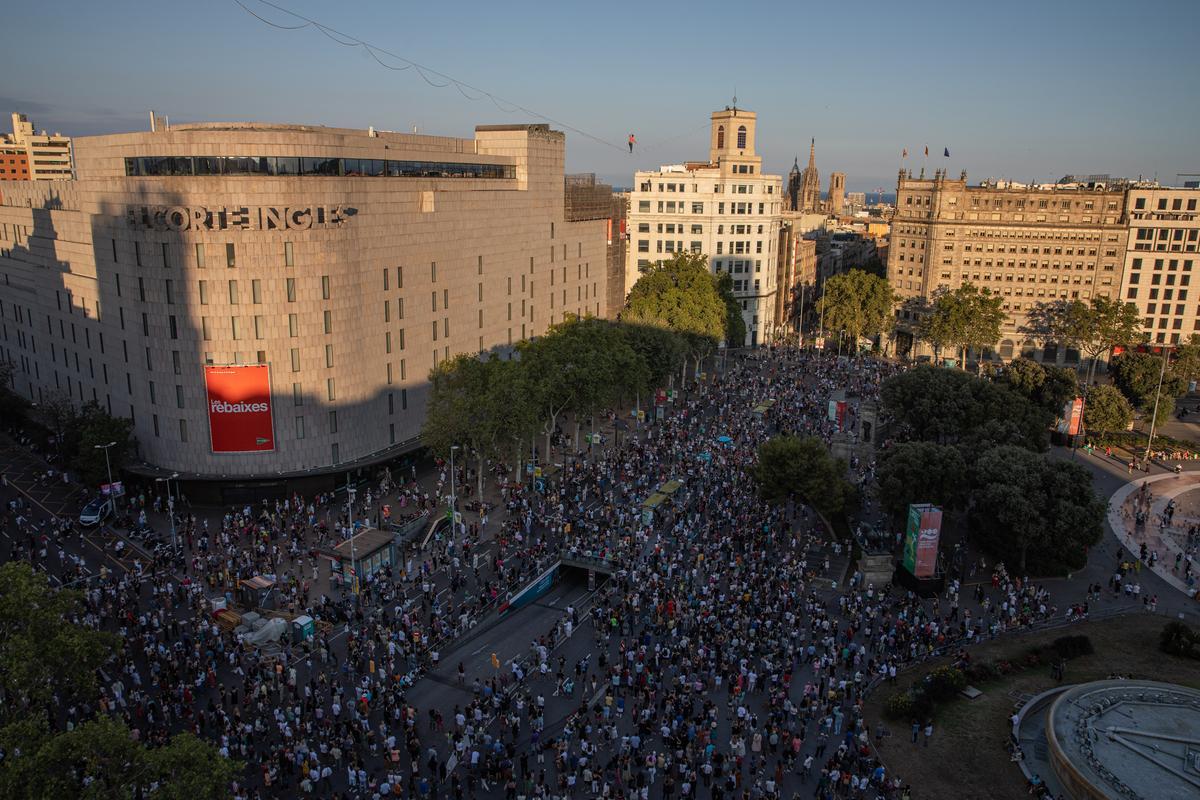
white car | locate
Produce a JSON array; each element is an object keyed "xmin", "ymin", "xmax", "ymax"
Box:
[{"xmin": 78, "ymin": 497, "xmax": 114, "ymax": 527}]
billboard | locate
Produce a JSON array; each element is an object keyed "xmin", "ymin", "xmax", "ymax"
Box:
[
  {"xmin": 203, "ymin": 364, "xmax": 275, "ymax": 453},
  {"xmin": 902, "ymin": 503, "xmax": 943, "ymax": 579},
  {"xmin": 1058, "ymin": 397, "xmax": 1085, "ymax": 436}
]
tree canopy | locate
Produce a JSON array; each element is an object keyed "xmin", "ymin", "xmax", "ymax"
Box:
[
  {"xmin": 879, "ymin": 365, "xmax": 1051, "ymax": 451},
  {"xmin": 919, "ymin": 282, "xmax": 1005, "ymax": 368},
  {"xmin": 1026, "ymin": 297, "xmax": 1142, "ymax": 384},
  {"xmin": 0, "ymin": 562, "xmax": 117, "ymax": 720},
  {"xmin": 714, "ymin": 271, "xmax": 747, "ymax": 348},
  {"xmin": 995, "ymin": 358, "xmax": 1079, "ymax": 416},
  {"xmin": 750, "ymin": 435, "xmax": 854, "ymax": 516},
  {"xmin": 819, "ymin": 269, "xmax": 894, "ymax": 350},
  {"xmin": 0, "ymin": 563, "xmax": 238, "ymax": 798},
  {"xmin": 1109, "ymin": 350, "xmax": 1187, "ymax": 412},
  {"xmin": 968, "ymin": 445, "xmax": 1104, "ymax": 574},
  {"xmin": 1083, "ymin": 384, "xmax": 1133, "ymax": 436},
  {"xmin": 623, "ymin": 252, "xmax": 732, "ymax": 350},
  {"xmin": 875, "ymin": 442, "xmax": 967, "ymax": 521}
]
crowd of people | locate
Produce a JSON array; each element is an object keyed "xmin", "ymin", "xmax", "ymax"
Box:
[{"xmin": 1, "ymin": 347, "xmax": 1093, "ymax": 800}]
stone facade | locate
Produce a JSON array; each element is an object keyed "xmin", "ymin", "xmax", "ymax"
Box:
[
  {"xmin": 1119, "ymin": 186, "xmax": 1200, "ymax": 345},
  {"xmin": 0, "ymin": 121, "xmax": 606, "ymax": 479},
  {"xmin": 888, "ymin": 169, "xmax": 1128, "ymax": 363},
  {"xmin": 626, "ymin": 108, "xmax": 784, "ymax": 346}
]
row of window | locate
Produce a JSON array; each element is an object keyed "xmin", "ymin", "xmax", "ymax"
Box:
[
  {"xmin": 636, "ymin": 200, "xmax": 773, "ymax": 214},
  {"xmin": 124, "ymin": 156, "xmax": 515, "ymax": 180},
  {"xmin": 1134, "ymin": 196, "xmax": 1198, "ymax": 212}
]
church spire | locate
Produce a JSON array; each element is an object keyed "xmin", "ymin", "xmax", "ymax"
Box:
[{"xmin": 807, "ymin": 138, "xmax": 816, "ymax": 169}]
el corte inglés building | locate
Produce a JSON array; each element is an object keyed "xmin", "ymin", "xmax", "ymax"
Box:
[{"xmin": 0, "ymin": 121, "xmax": 609, "ymax": 488}]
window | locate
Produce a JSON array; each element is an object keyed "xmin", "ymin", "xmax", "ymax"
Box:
[
  {"xmin": 323, "ymin": 310, "xmax": 332, "ymax": 334},
  {"xmin": 231, "ymin": 316, "xmax": 241, "ymax": 340},
  {"xmin": 172, "ymin": 350, "xmax": 181, "ymax": 375},
  {"xmin": 324, "ymin": 344, "xmax": 333, "ymax": 368},
  {"xmin": 251, "ymin": 279, "xmax": 262, "ymax": 304},
  {"xmin": 194, "ymin": 243, "xmax": 205, "ymax": 268},
  {"xmin": 286, "ymin": 278, "xmax": 296, "ymax": 302},
  {"xmin": 321, "ymin": 275, "xmax": 330, "ymax": 300},
  {"xmin": 327, "ymin": 378, "xmax": 335, "ymax": 401},
  {"xmin": 228, "ymin": 279, "xmax": 238, "ymax": 304},
  {"xmin": 254, "ymin": 315, "xmax": 264, "ymax": 339},
  {"xmin": 284, "ymin": 241, "xmax": 293, "ymax": 267},
  {"xmin": 288, "ymin": 313, "xmax": 298, "ymax": 337},
  {"xmin": 168, "ymin": 315, "xmax": 178, "ymax": 339},
  {"xmin": 329, "ymin": 410, "xmax": 338, "ymax": 434},
  {"xmin": 290, "ymin": 348, "xmax": 300, "ymax": 372},
  {"xmin": 431, "ymin": 261, "xmax": 437, "ymax": 282},
  {"xmin": 225, "ymin": 243, "xmax": 235, "ymax": 268},
  {"xmin": 295, "ymin": 416, "xmax": 305, "ymax": 439},
  {"xmin": 161, "ymin": 243, "xmax": 171, "ymax": 269},
  {"xmin": 202, "ymin": 317, "xmax": 212, "ymax": 340},
  {"xmin": 736, "ymin": 126, "xmax": 747, "ymax": 149},
  {"xmin": 175, "ymin": 384, "xmax": 184, "ymax": 409},
  {"xmin": 716, "ymin": 126, "xmax": 724, "ymax": 149}
]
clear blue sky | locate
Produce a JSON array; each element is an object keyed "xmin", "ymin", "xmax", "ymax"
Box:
[{"xmin": 4, "ymin": 0, "xmax": 1198, "ymax": 192}]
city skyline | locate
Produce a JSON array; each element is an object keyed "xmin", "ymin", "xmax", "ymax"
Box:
[{"xmin": 4, "ymin": 0, "xmax": 1199, "ymax": 192}]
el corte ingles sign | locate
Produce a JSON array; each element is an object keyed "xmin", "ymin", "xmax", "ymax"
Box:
[{"xmin": 125, "ymin": 205, "xmax": 349, "ymax": 232}]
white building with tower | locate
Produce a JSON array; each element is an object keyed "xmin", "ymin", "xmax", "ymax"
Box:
[{"xmin": 625, "ymin": 107, "xmax": 784, "ymax": 346}]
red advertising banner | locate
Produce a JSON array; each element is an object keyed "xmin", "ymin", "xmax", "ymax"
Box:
[
  {"xmin": 203, "ymin": 365, "xmax": 275, "ymax": 453},
  {"xmin": 914, "ymin": 506, "xmax": 942, "ymax": 578},
  {"xmin": 1066, "ymin": 397, "xmax": 1084, "ymax": 436},
  {"xmin": 1057, "ymin": 397, "xmax": 1085, "ymax": 436}
]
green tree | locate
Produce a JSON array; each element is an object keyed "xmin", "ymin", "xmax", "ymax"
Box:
[
  {"xmin": 71, "ymin": 403, "xmax": 135, "ymax": 487},
  {"xmin": 1110, "ymin": 350, "xmax": 1187, "ymax": 413},
  {"xmin": 714, "ymin": 272, "xmax": 747, "ymax": 348},
  {"xmin": 1028, "ymin": 297, "xmax": 1142, "ymax": 384},
  {"xmin": 819, "ymin": 269, "xmax": 895, "ymax": 352},
  {"xmin": 145, "ymin": 731, "xmax": 243, "ymax": 800},
  {"xmin": 0, "ymin": 359, "xmax": 29, "ymax": 427},
  {"xmin": 623, "ymin": 253, "xmax": 728, "ymax": 377},
  {"xmin": 880, "ymin": 365, "xmax": 1051, "ymax": 450},
  {"xmin": 920, "ymin": 283, "xmax": 1005, "ymax": 369},
  {"xmin": 750, "ymin": 435, "xmax": 854, "ymax": 516},
  {"xmin": 0, "ymin": 563, "xmax": 117, "ymax": 722},
  {"xmin": 0, "ymin": 715, "xmax": 239, "ymax": 800},
  {"xmin": 969, "ymin": 446, "xmax": 1103, "ymax": 574},
  {"xmin": 519, "ymin": 317, "xmax": 638, "ymax": 462},
  {"xmin": 875, "ymin": 442, "xmax": 966, "ymax": 521},
  {"xmin": 1083, "ymin": 384, "xmax": 1133, "ymax": 436},
  {"xmin": 996, "ymin": 358, "xmax": 1078, "ymax": 416},
  {"xmin": 422, "ymin": 353, "xmax": 519, "ymax": 502},
  {"xmin": 1170, "ymin": 334, "xmax": 1200, "ymax": 385},
  {"xmin": 619, "ymin": 323, "xmax": 688, "ymax": 400}
]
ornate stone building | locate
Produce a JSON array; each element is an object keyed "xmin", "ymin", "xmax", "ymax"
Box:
[
  {"xmin": 626, "ymin": 107, "xmax": 784, "ymax": 346},
  {"xmin": 888, "ymin": 169, "xmax": 1128, "ymax": 363}
]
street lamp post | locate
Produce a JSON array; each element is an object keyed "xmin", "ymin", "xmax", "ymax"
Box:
[
  {"xmin": 94, "ymin": 441, "xmax": 117, "ymax": 508},
  {"xmin": 1144, "ymin": 345, "xmax": 1171, "ymax": 464}
]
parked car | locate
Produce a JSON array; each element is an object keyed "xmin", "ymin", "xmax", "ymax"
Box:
[{"xmin": 78, "ymin": 497, "xmax": 114, "ymax": 527}]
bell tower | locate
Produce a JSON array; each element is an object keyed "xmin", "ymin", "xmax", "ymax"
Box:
[{"xmin": 709, "ymin": 106, "xmax": 757, "ymax": 164}]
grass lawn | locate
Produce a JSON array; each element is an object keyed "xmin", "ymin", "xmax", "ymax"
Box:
[{"xmin": 861, "ymin": 613, "xmax": 1200, "ymax": 800}]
